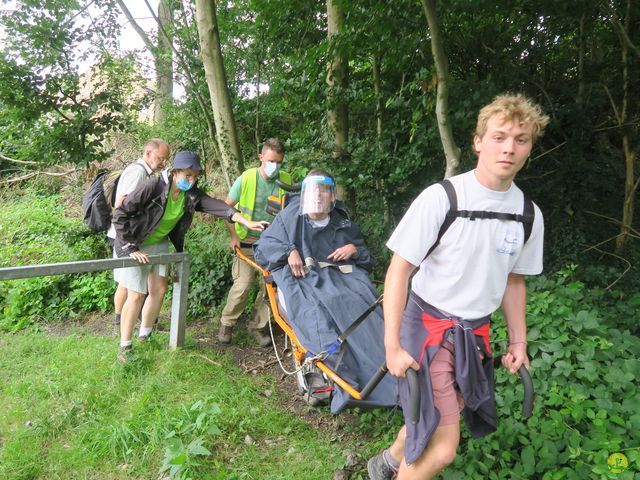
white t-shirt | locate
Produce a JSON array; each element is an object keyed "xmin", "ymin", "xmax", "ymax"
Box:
[
  {"xmin": 107, "ymin": 159, "xmax": 153, "ymax": 239},
  {"xmin": 386, "ymin": 170, "xmax": 544, "ymax": 318},
  {"xmin": 309, "ymin": 216, "xmax": 330, "ymax": 228}
]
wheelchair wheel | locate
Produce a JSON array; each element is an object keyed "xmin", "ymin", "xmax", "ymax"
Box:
[{"xmin": 291, "ymin": 355, "xmax": 332, "ymax": 406}]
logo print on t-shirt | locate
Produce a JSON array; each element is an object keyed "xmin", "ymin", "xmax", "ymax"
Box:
[{"xmin": 496, "ymin": 229, "xmax": 521, "ymax": 256}]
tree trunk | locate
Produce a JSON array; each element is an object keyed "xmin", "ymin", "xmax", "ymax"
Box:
[
  {"xmin": 372, "ymin": 50, "xmax": 390, "ymax": 224},
  {"xmin": 255, "ymin": 55, "xmax": 262, "ymax": 155},
  {"xmin": 577, "ymin": 12, "xmax": 585, "ymax": 105},
  {"xmin": 372, "ymin": 51, "xmax": 383, "ymax": 141},
  {"xmin": 420, "ymin": 0, "xmax": 461, "ymax": 178},
  {"xmin": 615, "ymin": 0, "xmax": 637, "ymax": 253},
  {"xmin": 155, "ymin": 0, "xmax": 173, "ymax": 123},
  {"xmin": 116, "ymin": 0, "xmax": 174, "ymax": 123},
  {"xmin": 326, "ymin": 0, "xmax": 349, "ymax": 161},
  {"xmin": 169, "ymin": 2, "xmax": 227, "ymax": 186},
  {"xmin": 195, "ymin": 0, "xmax": 244, "ymax": 182}
]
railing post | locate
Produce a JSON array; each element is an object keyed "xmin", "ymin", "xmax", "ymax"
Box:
[{"xmin": 169, "ymin": 253, "xmax": 190, "ymax": 349}]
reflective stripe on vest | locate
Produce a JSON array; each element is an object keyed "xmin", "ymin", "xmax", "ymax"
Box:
[{"xmin": 234, "ymin": 167, "xmax": 292, "ymax": 239}]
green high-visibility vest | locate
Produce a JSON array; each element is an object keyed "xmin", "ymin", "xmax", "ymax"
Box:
[{"xmin": 234, "ymin": 167, "xmax": 292, "ymax": 239}]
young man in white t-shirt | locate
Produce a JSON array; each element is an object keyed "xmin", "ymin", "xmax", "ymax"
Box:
[{"xmin": 367, "ymin": 94, "xmax": 550, "ymax": 480}]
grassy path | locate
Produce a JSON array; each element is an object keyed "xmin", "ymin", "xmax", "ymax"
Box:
[{"xmin": 0, "ymin": 324, "xmax": 399, "ymax": 480}]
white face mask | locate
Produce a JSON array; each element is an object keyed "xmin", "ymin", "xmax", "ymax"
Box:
[{"xmin": 264, "ymin": 161, "xmax": 280, "ymax": 178}]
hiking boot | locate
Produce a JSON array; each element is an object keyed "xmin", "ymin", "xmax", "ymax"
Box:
[
  {"xmin": 250, "ymin": 328, "xmax": 272, "ymax": 348},
  {"xmin": 218, "ymin": 324, "xmax": 233, "ymax": 344},
  {"xmin": 367, "ymin": 451, "xmax": 398, "ymax": 480},
  {"xmin": 137, "ymin": 331, "xmax": 152, "ymax": 342},
  {"xmin": 117, "ymin": 345, "xmax": 134, "ymax": 364}
]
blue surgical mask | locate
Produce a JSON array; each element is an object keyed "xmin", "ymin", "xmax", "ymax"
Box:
[
  {"xmin": 264, "ymin": 161, "xmax": 281, "ymax": 178},
  {"xmin": 176, "ymin": 177, "xmax": 194, "ymax": 191}
]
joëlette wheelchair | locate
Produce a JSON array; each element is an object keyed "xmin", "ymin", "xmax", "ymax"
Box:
[{"xmin": 235, "ymin": 246, "xmax": 420, "ymax": 420}]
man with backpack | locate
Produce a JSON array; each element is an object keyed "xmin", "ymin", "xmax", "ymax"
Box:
[
  {"xmin": 107, "ymin": 139, "xmax": 170, "ymax": 333},
  {"xmin": 367, "ymin": 94, "xmax": 549, "ymax": 480}
]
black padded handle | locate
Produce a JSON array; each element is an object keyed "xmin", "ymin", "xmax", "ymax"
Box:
[
  {"xmin": 360, "ymin": 364, "xmax": 420, "ymax": 425},
  {"xmin": 275, "ymin": 179, "xmax": 301, "ymax": 192},
  {"xmin": 494, "ymin": 355, "xmax": 534, "ymax": 419}
]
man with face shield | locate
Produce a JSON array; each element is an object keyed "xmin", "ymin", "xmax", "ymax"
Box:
[
  {"xmin": 253, "ymin": 169, "xmax": 396, "ymax": 412},
  {"xmin": 299, "ymin": 174, "xmax": 337, "ymax": 217}
]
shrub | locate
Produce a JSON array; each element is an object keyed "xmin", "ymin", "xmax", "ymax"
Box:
[
  {"xmin": 444, "ymin": 266, "xmax": 640, "ymax": 479},
  {"xmin": 183, "ymin": 221, "xmax": 233, "ymax": 321},
  {"xmin": 0, "ymin": 190, "xmax": 112, "ymax": 331}
]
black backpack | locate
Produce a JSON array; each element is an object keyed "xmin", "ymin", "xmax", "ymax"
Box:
[
  {"xmin": 422, "ymin": 179, "xmax": 534, "ymax": 262},
  {"xmin": 82, "ymin": 163, "xmax": 146, "ymax": 232}
]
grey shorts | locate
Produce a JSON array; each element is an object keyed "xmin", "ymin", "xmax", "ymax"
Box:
[{"xmin": 113, "ymin": 240, "xmax": 170, "ymax": 294}]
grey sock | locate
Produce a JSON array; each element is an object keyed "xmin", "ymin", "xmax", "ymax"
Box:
[{"xmin": 383, "ymin": 449, "xmax": 400, "ymax": 470}]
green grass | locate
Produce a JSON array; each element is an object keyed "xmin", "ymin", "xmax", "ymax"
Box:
[{"xmin": 0, "ymin": 330, "xmax": 381, "ymax": 480}]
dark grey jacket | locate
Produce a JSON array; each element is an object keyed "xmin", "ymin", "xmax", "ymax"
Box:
[
  {"xmin": 254, "ymin": 194, "xmax": 396, "ymax": 413},
  {"xmin": 112, "ymin": 170, "xmax": 237, "ymax": 256}
]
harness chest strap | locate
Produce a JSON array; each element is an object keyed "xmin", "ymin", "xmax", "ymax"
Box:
[
  {"xmin": 304, "ymin": 256, "xmax": 353, "ymax": 274},
  {"xmin": 423, "ymin": 179, "xmax": 535, "ymax": 261}
]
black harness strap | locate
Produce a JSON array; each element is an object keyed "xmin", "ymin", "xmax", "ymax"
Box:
[
  {"xmin": 422, "ymin": 179, "xmax": 534, "ymax": 263},
  {"xmin": 331, "ymin": 296, "xmax": 383, "ymax": 371}
]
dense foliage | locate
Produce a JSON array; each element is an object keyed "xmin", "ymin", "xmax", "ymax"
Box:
[
  {"xmin": 0, "ymin": 185, "xmax": 112, "ymax": 331},
  {"xmin": 2, "ymin": 1, "xmax": 637, "ymax": 286},
  {"xmin": 453, "ymin": 268, "xmax": 640, "ymax": 478},
  {"xmin": 210, "ymin": 0, "xmax": 639, "ymax": 285},
  {"xmin": 184, "ymin": 221, "xmax": 233, "ymax": 320},
  {"xmin": 361, "ymin": 267, "xmax": 640, "ymax": 479},
  {"xmin": 0, "ymin": 188, "xmax": 236, "ymax": 329},
  {"xmin": 0, "ymin": 0, "xmax": 151, "ymax": 168},
  {"xmin": 2, "ymin": 185, "xmax": 638, "ymax": 477}
]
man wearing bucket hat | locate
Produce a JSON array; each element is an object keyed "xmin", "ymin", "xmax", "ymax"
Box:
[{"xmin": 112, "ymin": 151, "xmax": 269, "ymax": 362}]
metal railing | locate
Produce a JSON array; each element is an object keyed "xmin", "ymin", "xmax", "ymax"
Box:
[{"xmin": 0, "ymin": 253, "xmax": 190, "ymax": 349}]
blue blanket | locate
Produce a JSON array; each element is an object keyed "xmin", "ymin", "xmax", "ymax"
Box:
[{"xmin": 254, "ymin": 194, "xmax": 396, "ymax": 413}]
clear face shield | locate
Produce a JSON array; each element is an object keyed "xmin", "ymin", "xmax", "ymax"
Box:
[{"xmin": 299, "ymin": 175, "xmax": 336, "ymax": 215}]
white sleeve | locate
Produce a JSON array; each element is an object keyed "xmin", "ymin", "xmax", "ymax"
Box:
[
  {"xmin": 116, "ymin": 166, "xmax": 148, "ymax": 198},
  {"xmin": 386, "ymin": 184, "xmax": 450, "ymax": 267},
  {"xmin": 511, "ymin": 203, "xmax": 544, "ymax": 275}
]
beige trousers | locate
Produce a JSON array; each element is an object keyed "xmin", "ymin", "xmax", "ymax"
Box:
[{"xmin": 219, "ymin": 246, "xmax": 270, "ymax": 331}]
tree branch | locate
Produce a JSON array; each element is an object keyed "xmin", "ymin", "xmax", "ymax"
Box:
[
  {"xmin": 611, "ymin": 9, "xmax": 640, "ymax": 58},
  {"xmin": 584, "ymin": 210, "xmax": 640, "ymax": 238},
  {"xmin": 585, "ymin": 245, "xmax": 632, "ymax": 290},
  {"xmin": 0, "ymin": 168, "xmax": 77, "ymax": 186},
  {"xmin": 603, "ymin": 85, "xmax": 622, "ymax": 124},
  {"xmin": 0, "ymin": 153, "xmax": 38, "ymax": 165},
  {"xmin": 115, "ymin": 0, "xmax": 156, "ymax": 54}
]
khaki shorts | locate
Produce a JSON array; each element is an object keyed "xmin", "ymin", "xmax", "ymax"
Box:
[
  {"xmin": 113, "ymin": 240, "xmax": 170, "ymax": 294},
  {"xmin": 430, "ymin": 342, "xmax": 464, "ymax": 425}
]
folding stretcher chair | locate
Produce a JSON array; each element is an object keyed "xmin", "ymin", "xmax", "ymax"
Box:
[
  {"xmin": 233, "ymin": 177, "xmax": 533, "ymax": 423},
  {"xmin": 235, "ymin": 247, "xmax": 420, "ymax": 419}
]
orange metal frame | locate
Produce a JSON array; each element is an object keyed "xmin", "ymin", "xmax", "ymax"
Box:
[{"xmin": 235, "ymin": 247, "xmax": 365, "ymax": 400}]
